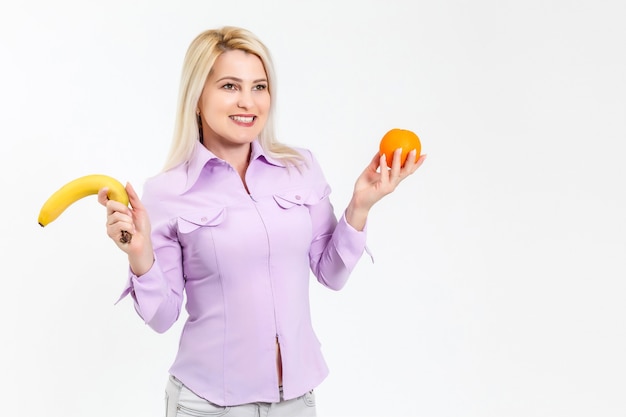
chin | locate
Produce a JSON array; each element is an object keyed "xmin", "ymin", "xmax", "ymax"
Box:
[
  {"xmin": 235, "ymin": 137, "xmax": 256, "ymax": 145},
  {"xmin": 231, "ymin": 134, "xmax": 258, "ymax": 144}
]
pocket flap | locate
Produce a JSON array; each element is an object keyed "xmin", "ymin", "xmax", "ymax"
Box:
[
  {"xmin": 177, "ymin": 209, "xmax": 226, "ymax": 233},
  {"xmin": 273, "ymin": 188, "xmax": 314, "ymax": 209}
]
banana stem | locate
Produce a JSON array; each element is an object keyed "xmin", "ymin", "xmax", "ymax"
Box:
[{"xmin": 120, "ymin": 230, "xmax": 132, "ymax": 244}]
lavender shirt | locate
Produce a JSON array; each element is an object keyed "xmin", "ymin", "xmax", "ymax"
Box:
[{"xmin": 117, "ymin": 140, "xmax": 368, "ymax": 406}]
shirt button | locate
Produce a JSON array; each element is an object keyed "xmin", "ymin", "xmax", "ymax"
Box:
[
  {"xmin": 295, "ymin": 195, "xmax": 301, "ymax": 200},
  {"xmin": 201, "ymin": 217, "xmax": 207, "ymax": 222}
]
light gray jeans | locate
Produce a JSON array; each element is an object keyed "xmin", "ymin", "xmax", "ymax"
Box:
[{"xmin": 165, "ymin": 375, "xmax": 317, "ymax": 417}]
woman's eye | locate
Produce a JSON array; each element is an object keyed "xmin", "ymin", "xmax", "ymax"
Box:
[
  {"xmin": 254, "ymin": 84, "xmax": 267, "ymax": 91},
  {"xmin": 222, "ymin": 83, "xmax": 236, "ymax": 90}
]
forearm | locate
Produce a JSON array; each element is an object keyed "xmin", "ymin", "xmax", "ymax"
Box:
[
  {"xmin": 344, "ymin": 195, "xmax": 370, "ymax": 232},
  {"xmin": 118, "ymin": 244, "xmax": 185, "ymax": 333},
  {"xmin": 311, "ymin": 213, "xmax": 368, "ymax": 290},
  {"xmin": 128, "ymin": 239, "xmax": 155, "ymax": 277},
  {"xmin": 126, "ymin": 260, "xmax": 183, "ymax": 333}
]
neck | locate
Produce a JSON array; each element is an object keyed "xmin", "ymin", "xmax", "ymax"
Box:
[{"xmin": 204, "ymin": 141, "xmax": 251, "ymax": 164}]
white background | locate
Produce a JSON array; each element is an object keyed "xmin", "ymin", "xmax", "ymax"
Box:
[{"xmin": 2, "ymin": 0, "xmax": 625, "ymax": 416}]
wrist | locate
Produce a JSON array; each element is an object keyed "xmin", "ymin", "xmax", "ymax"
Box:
[
  {"xmin": 345, "ymin": 198, "xmax": 370, "ymax": 231},
  {"xmin": 128, "ymin": 242, "xmax": 154, "ymax": 277}
]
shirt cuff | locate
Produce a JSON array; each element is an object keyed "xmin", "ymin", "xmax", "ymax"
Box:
[
  {"xmin": 114, "ymin": 255, "xmax": 164, "ymax": 305},
  {"xmin": 336, "ymin": 212, "xmax": 375, "ymax": 266}
]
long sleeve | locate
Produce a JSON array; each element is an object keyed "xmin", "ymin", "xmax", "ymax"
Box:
[
  {"xmin": 116, "ymin": 182, "xmax": 186, "ymax": 334},
  {"xmin": 304, "ymin": 150, "xmax": 370, "ymax": 290}
]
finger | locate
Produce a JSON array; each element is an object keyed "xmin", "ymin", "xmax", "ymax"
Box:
[
  {"xmin": 106, "ymin": 209, "xmax": 136, "ymax": 238},
  {"xmin": 106, "ymin": 198, "xmax": 131, "ymax": 216},
  {"xmin": 107, "ymin": 210, "xmax": 133, "ymax": 227},
  {"xmin": 401, "ymin": 149, "xmax": 419, "ymax": 174},
  {"xmin": 389, "ymin": 148, "xmax": 402, "ymax": 180},
  {"xmin": 413, "ymin": 154, "xmax": 427, "ymax": 171},
  {"xmin": 126, "ymin": 182, "xmax": 144, "ymax": 210},
  {"xmin": 97, "ymin": 187, "xmax": 110, "ymax": 206},
  {"xmin": 379, "ymin": 153, "xmax": 390, "ymax": 183},
  {"xmin": 404, "ymin": 152, "xmax": 427, "ymax": 175},
  {"xmin": 106, "ymin": 217, "xmax": 134, "ymax": 239},
  {"xmin": 369, "ymin": 152, "xmax": 382, "ymax": 171}
]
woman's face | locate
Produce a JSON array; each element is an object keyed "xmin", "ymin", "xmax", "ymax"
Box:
[{"xmin": 198, "ymin": 49, "xmax": 270, "ymax": 153}]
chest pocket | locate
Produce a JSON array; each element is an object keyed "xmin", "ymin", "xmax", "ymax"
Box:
[
  {"xmin": 273, "ymin": 188, "xmax": 322, "ymax": 209},
  {"xmin": 176, "ymin": 208, "xmax": 226, "ymax": 234}
]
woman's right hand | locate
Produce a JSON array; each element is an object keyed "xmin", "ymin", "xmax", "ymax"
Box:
[{"xmin": 97, "ymin": 182, "xmax": 154, "ymax": 276}]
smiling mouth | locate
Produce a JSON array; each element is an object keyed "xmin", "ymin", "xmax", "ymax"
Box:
[{"xmin": 230, "ymin": 115, "xmax": 255, "ymax": 123}]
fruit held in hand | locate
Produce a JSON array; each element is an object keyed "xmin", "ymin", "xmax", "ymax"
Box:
[
  {"xmin": 379, "ymin": 128, "xmax": 421, "ymax": 167},
  {"xmin": 38, "ymin": 174, "xmax": 132, "ymax": 244}
]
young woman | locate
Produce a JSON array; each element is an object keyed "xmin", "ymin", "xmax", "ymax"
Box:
[{"xmin": 99, "ymin": 26, "xmax": 425, "ymax": 417}]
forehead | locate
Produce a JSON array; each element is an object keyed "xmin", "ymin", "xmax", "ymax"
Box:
[{"xmin": 210, "ymin": 49, "xmax": 267, "ymax": 79}]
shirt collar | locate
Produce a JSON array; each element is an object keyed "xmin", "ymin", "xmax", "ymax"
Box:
[{"xmin": 183, "ymin": 140, "xmax": 285, "ymax": 193}]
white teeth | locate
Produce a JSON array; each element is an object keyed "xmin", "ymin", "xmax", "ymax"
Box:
[{"xmin": 231, "ymin": 116, "xmax": 254, "ymax": 123}]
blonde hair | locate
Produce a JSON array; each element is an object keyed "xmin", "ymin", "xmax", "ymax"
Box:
[{"xmin": 162, "ymin": 26, "xmax": 305, "ymax": 172}]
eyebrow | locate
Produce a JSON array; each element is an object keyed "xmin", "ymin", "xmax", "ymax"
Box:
[{"xmin": 215, "ymin": 76, "xmax": 268, "ymax": 84}]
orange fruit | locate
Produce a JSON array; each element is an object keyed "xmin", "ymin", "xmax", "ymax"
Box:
[{"xmin": 379, "ymin": 128, "xmax": 421, "ymax": 167}]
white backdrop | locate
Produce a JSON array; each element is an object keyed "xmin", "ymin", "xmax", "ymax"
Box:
[{"xmin": 2, "ymin": 0, "xmax": 625, "ymax": 416}]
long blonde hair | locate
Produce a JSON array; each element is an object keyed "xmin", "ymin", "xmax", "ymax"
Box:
[{"xmin": 162, "ymin": 26, "xmax": 305, "ymax": 172}]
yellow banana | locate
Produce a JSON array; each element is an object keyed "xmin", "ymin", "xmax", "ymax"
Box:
[{"xmin": 38, "ymin": 174, "xmax": 132, "ymax": 243}]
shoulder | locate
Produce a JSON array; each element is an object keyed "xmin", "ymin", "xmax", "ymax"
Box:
[
  {"xmin": 287, "ymin": 146, "xmax": 332, "ymax": 197},
  {"xmin": 139, "ymin": 165, "xmax": 188, "ymax": 216},
  {"xmin": 289, "ymin": 146, "xmax": 323, "ymax": 172}
]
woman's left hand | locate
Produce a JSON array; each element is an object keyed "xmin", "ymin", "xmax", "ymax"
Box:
[{"xmin": 345, "ymin": 148, "xmax": 426, "ymax": 230}]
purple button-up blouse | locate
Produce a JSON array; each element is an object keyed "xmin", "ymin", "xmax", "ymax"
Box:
[{"xmin": 117, "ymin": 140, "xmax": 368, "ymax": 406}]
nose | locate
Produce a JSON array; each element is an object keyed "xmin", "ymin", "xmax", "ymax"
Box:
[{"xmin": 237, "ymin": 90, "xmax": 253, "ymax": 109}]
